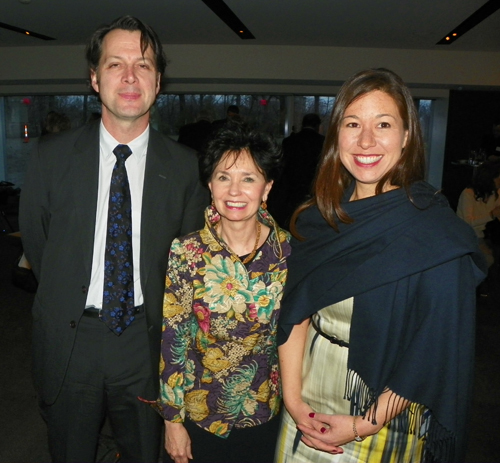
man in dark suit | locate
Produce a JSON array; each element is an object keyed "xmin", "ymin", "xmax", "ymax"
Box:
[
  {"xmin": 19, "ymin": 16, "xmax": 207, "ymax": 463},
  {"xmin": 210, "ymin": 104, "xmax": 240, "ymax": 133},
  {"xmin": 177, "ymin": 109, "xmax": 213, "ymax": 152},
  {"xmin": 268, "ymin": 113, "xmax": 324, "ymax": 227}
]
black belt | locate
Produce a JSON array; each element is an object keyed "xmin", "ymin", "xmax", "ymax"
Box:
[
  {"xmin": 83, "ymin": 304, "xmax": 144, "ymax": 318},
  {"xmin": 311, "ymin": 317, "xmax": 349, "ymax": 348}
]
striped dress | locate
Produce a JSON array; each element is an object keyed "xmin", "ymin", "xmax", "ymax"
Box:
[{"xmin": 275, "ymin": 298, "xmax": 426, "ymax": 463}]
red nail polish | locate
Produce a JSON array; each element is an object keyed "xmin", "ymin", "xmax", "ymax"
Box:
[
  {"xmin": 309, "ymin": 412, "xmax": 315, "ymax": 418},
  {"xmin": 320, "ymin": 427, "xmax": 326, "ymax": 433}
]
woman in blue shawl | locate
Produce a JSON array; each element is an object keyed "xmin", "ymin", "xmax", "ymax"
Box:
[{"xmin": 275, "ymin": 68, "xmax": 486, "ymax": 463}]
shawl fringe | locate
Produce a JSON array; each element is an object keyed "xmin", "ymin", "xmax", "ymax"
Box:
[
  {"xmin": 344, "ymin": 368, "xmax": 378, "ymax": 423},
  {"xmin": 424, "ymin": 419, "xmax": 455, "ymax": 463},
  {"xmin": 345, "ymin": 368, "xmax": 455, "ymax": 463}
]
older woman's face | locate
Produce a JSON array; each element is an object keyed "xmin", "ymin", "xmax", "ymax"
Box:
[
  {"xmin": 339, "ymin": 90, "xmax": 408, "ymax": 199},
  {"xmin": 208, "ymin": 149, "xmax": 273, "ymax": 225}
]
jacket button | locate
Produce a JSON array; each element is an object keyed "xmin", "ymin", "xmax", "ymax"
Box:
[
  {"xmin": 70, "ymin": 321, "xmax": 76, "ymax": 328},
  {"xmin": 81, "ymin": 286, "xmax": 87, "ymax": 293}
]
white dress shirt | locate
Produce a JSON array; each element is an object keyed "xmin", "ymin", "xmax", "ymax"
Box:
[{"xmin": 85, "ymin": 122, "xmax": 149, "ymax": 308}]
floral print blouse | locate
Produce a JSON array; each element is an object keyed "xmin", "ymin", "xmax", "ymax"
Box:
[{"xmin": 155, "ymin": 205, "xmax": 291, "ymax": 438}]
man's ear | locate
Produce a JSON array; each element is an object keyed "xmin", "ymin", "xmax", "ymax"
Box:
[
  {"xmin": 90, "ymin": 70, "xmax": 99, "ymax": 94},
  {"xmin": 156, "ymin": 72, "xmax": 161, "ymax": 95}
]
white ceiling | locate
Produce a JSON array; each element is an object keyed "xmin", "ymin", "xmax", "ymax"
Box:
[{"xmin": 1, "ymin": 0, "xmax": 500, "ymax": 52}]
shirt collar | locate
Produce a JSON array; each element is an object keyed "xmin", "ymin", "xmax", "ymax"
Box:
[{"xmin": 99, "ymin": 121, "xmax": 150, "ymax": 160}]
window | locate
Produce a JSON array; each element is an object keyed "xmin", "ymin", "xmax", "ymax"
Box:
[
  {"xmin": 0, "ymin": 94, "xmax": 434, "ymax": 188},
  {"xmin": 155, "ymin": 94, "xmax": 286, "ymax": 138}
]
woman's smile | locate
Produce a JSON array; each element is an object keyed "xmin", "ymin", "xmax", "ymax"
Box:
[{"xmin": 352, "ymin": 154, "xmax": 383, "ymax": 166}]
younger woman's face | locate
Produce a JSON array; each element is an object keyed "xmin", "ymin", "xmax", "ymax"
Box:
[{"xmin": 339, "ymin": 90, "xmax": 408, "ymax": 199}]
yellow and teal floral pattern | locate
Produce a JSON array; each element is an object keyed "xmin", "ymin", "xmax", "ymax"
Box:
[{"xmin": 155, "ymin": 205, "xmax": 290, "ymax": 438}]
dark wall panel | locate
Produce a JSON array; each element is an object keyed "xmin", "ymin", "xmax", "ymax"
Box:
[{"xmin": 441, "ymin": 90, "xmax": 500, "ymax": 210}]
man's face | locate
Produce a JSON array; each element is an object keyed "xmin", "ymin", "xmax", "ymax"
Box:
[{"xmin": 90, "ymin": 29, "xmax": 160, "ymax": 128}]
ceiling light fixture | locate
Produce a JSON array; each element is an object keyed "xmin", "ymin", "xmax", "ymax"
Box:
[
  {"xmin": 0, "ymin": 21, "xmax": 55, "ymax": 40},
  {"xmin": 201, "ymin": 0, "xmax": 255, "ymax": 40},
  {"xmin": 436, "ymin": 0, "xmax": 500, "ymax": 45}
]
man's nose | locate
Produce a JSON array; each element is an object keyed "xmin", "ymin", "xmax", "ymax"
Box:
[{"xmin": 122, "ymin": 65, "xmax": 137, "ymax": 84}]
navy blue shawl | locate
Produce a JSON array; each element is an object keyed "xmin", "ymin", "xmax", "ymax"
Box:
[{"xmin": 278, "ymin": 181, "xmax": 486, "ymax": 462}]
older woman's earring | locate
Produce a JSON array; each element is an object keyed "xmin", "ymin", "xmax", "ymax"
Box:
[
  {"xmin": 261, "ymin": 200, "xmax": 267, "ymax": 210},
  {"xmin": 211, "ymin": 199, "xmax": 215, "ymax": 208}
]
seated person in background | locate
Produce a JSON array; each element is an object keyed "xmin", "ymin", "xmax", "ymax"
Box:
[{"xmin": 456, "ymin": 161, "xmax": 500, "ymax": 268}]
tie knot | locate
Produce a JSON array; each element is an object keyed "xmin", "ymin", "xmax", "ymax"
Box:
[{"xmin": 113, "ymin": 144, "xmax": 132, "ymax": 164}]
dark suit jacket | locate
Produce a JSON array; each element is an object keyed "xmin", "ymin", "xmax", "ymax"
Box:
[
  {"xmin": 268, "ymin": 128, "xmax": 324, "ymax": 227},
  {"xmin": 177, "ymin": 120, "xmax": 212, "ymax": 152},
  {"xmin": 19, "ymin": 121, "xmax": 208, "ymax": 405},
  {"xmin": 281, "ymin": 128, "xmax": 324, "ymax": 196}
]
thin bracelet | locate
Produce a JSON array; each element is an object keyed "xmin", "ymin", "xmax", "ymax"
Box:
[{"xmin": 353, "ymin": 416, "xmax": 366, "ymax": 442}]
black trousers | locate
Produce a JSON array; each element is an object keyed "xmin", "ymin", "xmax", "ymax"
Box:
[
  {"xmin": 171, "ymin": 415, "xmax": 281, "ymax": 463},
  {"xmin": 40, "ymin": 311, "xmax": 161, "ymax": 463}
]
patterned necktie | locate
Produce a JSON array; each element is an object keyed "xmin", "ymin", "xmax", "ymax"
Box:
[{"xmin": 101, "ymin": 144, "xmax": 135, "ymax": 335}]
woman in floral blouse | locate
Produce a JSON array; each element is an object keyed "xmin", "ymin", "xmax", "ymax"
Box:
[{"xmin": 156, "ymin": 122, "xmax": 291, "ymax": 463}]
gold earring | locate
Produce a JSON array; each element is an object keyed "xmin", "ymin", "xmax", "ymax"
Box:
[{"xmin": 261, "ymin": 200, "xmax": 267, "ymax": 210}]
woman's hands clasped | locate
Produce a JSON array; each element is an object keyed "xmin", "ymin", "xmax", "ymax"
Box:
[
  {"xmin": 296, "ymin": 410, "xmax": 382, "ymax": 454},
  {"xmin": 298, "ymin": 413, "xmax": 358, "ymax": 453},
  {"xmin": 164, "ymin": 421, "xmax": 193, "ymax": 463},
  {"xmin": 287, "ymin": 401, "xmax": 344, "ymax": 455}
]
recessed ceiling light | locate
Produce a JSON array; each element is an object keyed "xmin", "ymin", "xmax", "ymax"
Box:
[
  {"xmin": 0, "ymin": 21, "xmax": 55, "ymax": 40},
  {"xmin": 201, "ymin": 0, "xmax": 255, "ymax": 40},
  {"xmin": 437, "ymin": 0, "xmax": 500, "ymax": 45}
]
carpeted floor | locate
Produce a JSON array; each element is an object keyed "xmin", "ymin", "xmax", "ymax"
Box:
[
  {"xmin": 0, "ymin": 233, "xmax": 50, "ymax": 462},
  {"xmin": 1, "ymin": 223, "xmax": 499, "ymax": 462}
]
